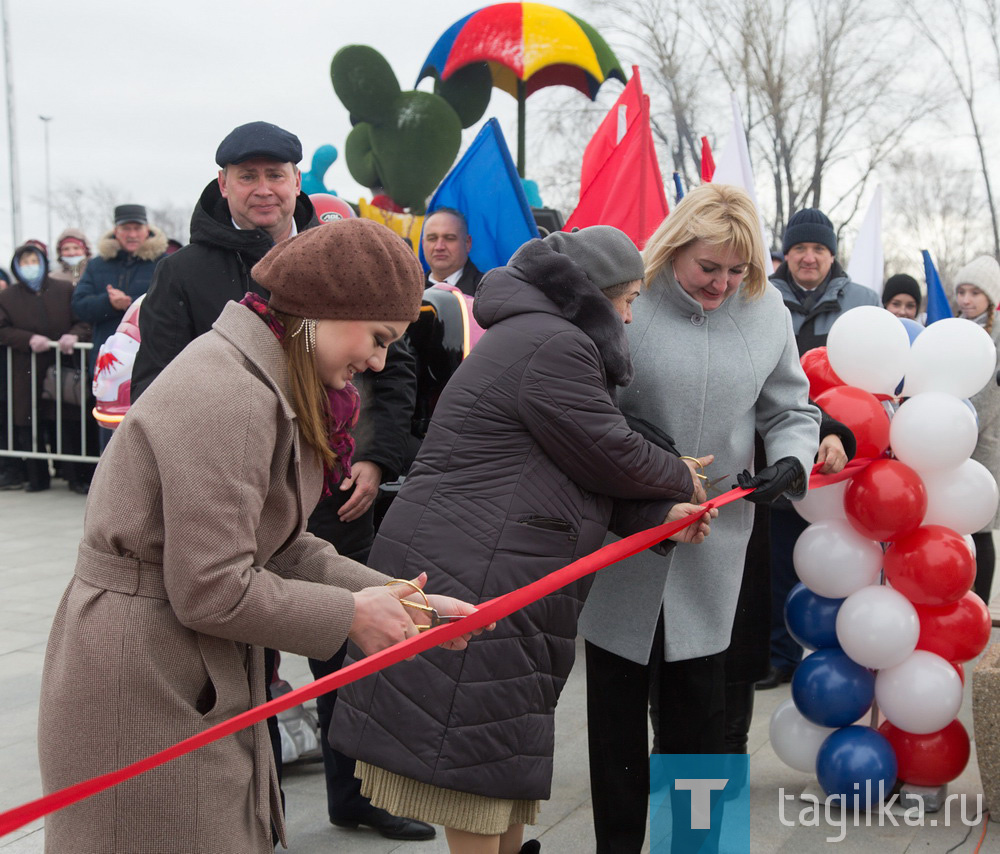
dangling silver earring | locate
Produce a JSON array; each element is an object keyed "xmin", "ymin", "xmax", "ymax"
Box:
[{"xmin": 289, "ymin": 318, "xmax": 317, "ymax": 353}]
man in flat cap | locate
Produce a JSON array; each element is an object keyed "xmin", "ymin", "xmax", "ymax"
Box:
[
  {"xmin": 132, "ymin": 121, "xmax": 313, "ymax": 398},
  {"xmin": 72, "ymin": 203, "xmax": 167, "ymax": 449},
  {"xmin": 131, "ymin": 121, "xmax": 428, "ymax": 844}
]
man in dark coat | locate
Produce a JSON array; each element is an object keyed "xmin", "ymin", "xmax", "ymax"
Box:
[
  {"xmin": 422, "ymin": 207, "xmax": 482, "ymax": 296},
  {"xmin": 759, "ymin": 207, "xmax": 879, "ymax": 688},
  {"xmin": 130, "ymin": 121, "xmax": 427, "ymax": 843}
]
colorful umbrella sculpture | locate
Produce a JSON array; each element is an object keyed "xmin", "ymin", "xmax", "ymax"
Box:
[{"xmin": 418, "ymin": 2, "xmax": 626, "ymax": 176}]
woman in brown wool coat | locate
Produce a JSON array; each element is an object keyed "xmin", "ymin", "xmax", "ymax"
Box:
[{"xmin": 37, "ymin": 219, "xmax": 482, "ymax": 854}]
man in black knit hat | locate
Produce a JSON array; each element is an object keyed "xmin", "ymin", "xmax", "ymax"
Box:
[{"xmin": 758, "ymin": 208, "xmax": 880, "ymax": 689}]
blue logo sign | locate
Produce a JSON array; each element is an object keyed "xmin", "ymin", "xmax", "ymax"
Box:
[{"xmin": 650, "ymin": 754, "xmax": 750, "ymax": 853}]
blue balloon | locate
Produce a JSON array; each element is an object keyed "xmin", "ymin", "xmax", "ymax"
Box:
[
  {"xmin": 785, "ymin": 583, "xmax": 844, "ymax": 651},
  {"xmin": 792, "ymin": 648, "xmax": 874, "ymax": 728},
  {"xmin": 899, "ymin": 317, "xmax": 924, "ymax": 344},
  {"xmin": 816, "ymin": 726, "xmax": 897, "ymax": 807}
]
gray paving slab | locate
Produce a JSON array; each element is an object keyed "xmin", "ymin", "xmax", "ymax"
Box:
[{"xmin": 1, "ymin": 487, "xmax": 998, "ymax": 852}]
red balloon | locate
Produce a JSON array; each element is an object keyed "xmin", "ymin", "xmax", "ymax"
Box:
[
  {"xmin": 309, "ymin": 193, "xmax": 356, "ymax": 222},
  {"xmin": 915, "ymin": 591, "xmax": 992, "ymax": 662},
  {"xmin": 844, "ymin": 459, "xmax": 927, "ymax": 542},
  {"xmin": 884, "ymin": 525, "xmax": 976, "ymax": 605},
  {"xmin": 953, "ymin": 661, "xmax": 966, "ymax": 685},
  {"xmin": 801, "ymin": 347, "xmax": 844, "ymax": 400},
  {"xmin": 877, "ymin": 719, "xmax": 970, "ymax": 786},
  {"xmin": 813, "ymin": 386, "xmax": 890, "ymax": 459}
]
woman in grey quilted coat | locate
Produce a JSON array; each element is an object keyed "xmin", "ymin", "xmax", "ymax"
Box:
[{"xmin": 333, "ymin": 226, "xmax": 713, "ymax": 854}]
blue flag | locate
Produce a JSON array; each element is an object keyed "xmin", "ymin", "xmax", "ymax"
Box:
[
  {"xmin": 923, "ymin": 250, "xmax": 952, "ymax": 325},
  {"xmin": 421, "ymin": 118, "xmax": 539, "ymax": 273},
  {"xmin": 672, "ymin": 171, "xmax": 685, "ymax": 202}
]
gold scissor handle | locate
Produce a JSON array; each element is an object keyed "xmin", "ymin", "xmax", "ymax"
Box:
[
  {"xmin": 680, "ymin": 455, "xmax": 709, "ymax": 481},
  {"xmin": 385, "ymin": 578, "xmax": 441, "ymax": 631}
]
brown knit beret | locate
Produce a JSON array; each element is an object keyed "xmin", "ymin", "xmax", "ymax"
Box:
[{"xmin": 252, "ymin": 218, "xmax": 424, "ymax": 322}]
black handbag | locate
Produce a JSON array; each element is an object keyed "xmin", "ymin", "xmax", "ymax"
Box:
[{"xmin": 42, "ymin": 363, "xmax": 84, "ymax": 408}]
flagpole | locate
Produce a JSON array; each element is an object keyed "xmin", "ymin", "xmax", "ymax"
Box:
[{"xmin": 516, "ymin": 78, "xmax": 526, "ymax": 178}]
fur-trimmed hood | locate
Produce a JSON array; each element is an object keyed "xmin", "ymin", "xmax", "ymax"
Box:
[
  {"xmin": 97, "ymin": 224, "xmax": 168, "ymax": 262},
  {"xmin": 473, "ymin": 238, "xmax": 633, "ymax": 387}
]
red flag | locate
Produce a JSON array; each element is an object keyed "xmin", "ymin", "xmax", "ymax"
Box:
[
  {"xmin": 564, "ymin": 66, "xmax": 667, "ymax": 248},
  {"xmin": 701, "ymin": 136, "xmax": 715, "ymax": 182}
]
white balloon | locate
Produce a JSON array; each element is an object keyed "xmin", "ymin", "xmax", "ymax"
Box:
[
  {"xmin": 875, "ymin": 650, "xmax": 963, "ymax": 734},
  {"xmin": 827, "ymin": 306, "xmax": 912, "ymax": 395},
  {"xmin": 793, "ymin": 519, "xmax": 884, "ymax": 599},
  {"xmin": 922, "ymin": 459, "xmax": 1000, "ymax": 534},
  {"xmin": 769, "ymin": 698, "xmax": 838, "ymax": 773},
  {"xmin": 835, "ymin": 585, "xmax": 919, "ymax": 669},
  {"xmin": 889, "ymin": 392, "xmax": 979, "ymax": 473},
  {"xmin": 902, "ymin": 317, "xmax": 997, "ymax": 398},
  {"xmin": 792, "ymin": 480, "xmax": 849, "ymax": 523},
  {"xmin": 964, "ymin": 534, "xmax": 977, "ymax": 558}
]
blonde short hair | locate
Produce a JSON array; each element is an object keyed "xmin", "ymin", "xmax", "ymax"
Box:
[{"xmin": 643, "ymin": 184, "xmax": 768, "ymax": 298}]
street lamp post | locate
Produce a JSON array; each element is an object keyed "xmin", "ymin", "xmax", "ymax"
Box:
[
  {"xmin": 40, "ymin": 115, "xmax": 52, "ymax": 251},
  {"xmin": 1, "ymin": 0, "xmax": 21, "ymax": 250}
]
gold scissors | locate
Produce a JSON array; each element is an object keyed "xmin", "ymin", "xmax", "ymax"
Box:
[
  {"xmin": 680, "ymin": 456, "xmax": 731, "ymax": 497},
  {"xmin": 385, "ymin": 579, "xmax": 466, "ymax": 631}
]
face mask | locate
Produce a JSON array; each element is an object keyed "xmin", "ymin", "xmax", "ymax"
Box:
[
  {"xmin": 19, "ymin": 264, "xmax": 43, "ymax": 289},
  {"xmin": 60, "ymin": 255, "xmax": 85, "ymax": 267}
]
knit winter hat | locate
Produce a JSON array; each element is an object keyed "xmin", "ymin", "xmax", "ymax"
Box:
[
  {"xmin": 253, "ymin": 219, "xmax": 424, "ymax": 322},
  {"xmin": 952, "ymin": 255, "xmax": 1000, "ymax": 307},
  {"xmin": 782, "ymin": 208, "xmax": 837, "ymax": 256},
  {"xmin": 542, "ymin": 226, "xmax": 644, "ymax": 290},
  {"xmin": 882, "ymin": 274, "xmax": 922, "ymax": 308}
]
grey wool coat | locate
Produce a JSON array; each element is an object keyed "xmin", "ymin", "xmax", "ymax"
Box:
[
  {"xmin": 579, "ymin": 270, "xmax": 821, "ymax": 664},
  {"xmin": 332, "ymin": 239, "xmax": 695, "ymax": 801},
  {"xmin": 37, "ymin": 302, "xmax": 390, "ymax": 853}
]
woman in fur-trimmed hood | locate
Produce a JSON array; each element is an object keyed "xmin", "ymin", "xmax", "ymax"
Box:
[
  {"xmin": 71, "ymin": 211, "xmax": 167, "ymax": 375},
  {"xmin": 332, "ymin": 227, "xmax": 709, "ymax": 853}
]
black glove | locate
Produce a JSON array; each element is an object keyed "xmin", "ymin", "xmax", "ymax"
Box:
[{"xmin": 735, "ymin": 456, "xmax": 805, "ymax": 504}]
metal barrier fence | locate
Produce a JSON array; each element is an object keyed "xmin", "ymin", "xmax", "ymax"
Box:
[{"xmin": 1, "ymin": 342, "xmax": 100, "ymax": 464}]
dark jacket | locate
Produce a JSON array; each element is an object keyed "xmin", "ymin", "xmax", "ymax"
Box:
[
  {"xmin": 769, "ymin": 259, "xmax": 881, "ymax": 354},
  {"xmin": 425, "ymin": 258, "xmax": 483, "ymax": 297},
  {"xmin": 130, "ymin": 181, "xmax": 318, "ymax": 402},
  {"xmin": 71, "ymin": 226, "xmax": 166, "ymax": 373},
  {"xmin": 332, "ymin": 239, "xmax": 695, "ymax": 800},
  {"xmin": 0, "ymin": 249, "xmax": 90, "ymax": 426}
]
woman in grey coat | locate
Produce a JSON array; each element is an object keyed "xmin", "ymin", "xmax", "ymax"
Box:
[
  {"xmin": 578, "ymin": 185, "xmax": 821, "ymax": 852},
  {"xmin": 333, "ymin": 226, "xmax": 713, "ymax": 854},
  {"xmin": 952, "ymin": 254, "xmax": 1000, "ymax": 602}
]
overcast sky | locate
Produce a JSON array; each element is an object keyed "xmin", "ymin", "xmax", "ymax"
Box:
[{"xmin": 0, "ymin": 0, "xmax": 587, "ymax": 259}]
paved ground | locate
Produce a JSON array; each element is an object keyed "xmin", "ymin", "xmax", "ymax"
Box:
[{"xmin": 1, "ymin": 484, "xmax": 998, "ymax": 852}]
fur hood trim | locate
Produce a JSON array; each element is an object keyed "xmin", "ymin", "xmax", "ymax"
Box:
[
  {"xmin": 97, "ymin": 224, "xmax": 168, "ymax": 262},
  {"xmin": 479, "ymin": 238, "xmax": 633, "ymax": 387}
]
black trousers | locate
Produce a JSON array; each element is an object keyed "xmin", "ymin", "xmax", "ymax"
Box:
[
  {"xmin": 973, "ymin": 531, "xmax": 996, "ymax": 603},
  {"xmin": 767, "ymin": 507, "xmax": 810, "ymax": 672},
  {"xmin": 306, "ymin": 486, "xmax": 377, "ymax": 821},
  {"xmin": 586, "ymin": 619, "xmax": 726, "ymax": 854}
]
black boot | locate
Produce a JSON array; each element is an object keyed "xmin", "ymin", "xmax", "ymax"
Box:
[
  {"xmin": 519, "ymin": 841, "xmax": 540, "ymax": 853},
  {"xmin": 724, "ymin": 680, "xmax": 755, "ymax": 754}
]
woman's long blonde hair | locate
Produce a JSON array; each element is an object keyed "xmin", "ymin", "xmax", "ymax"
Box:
[
  {"xmin": 643, "ymin": 183, "xmax": 769, "ymax": 298},
  {"xmin": 272, "ymin": 309, "xmax": 337, "ymax": 472}
]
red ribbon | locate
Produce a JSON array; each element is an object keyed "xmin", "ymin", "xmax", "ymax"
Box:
[{"xmin": 0, "ymin": 459, "xmax": 869, "ymax": 837}]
